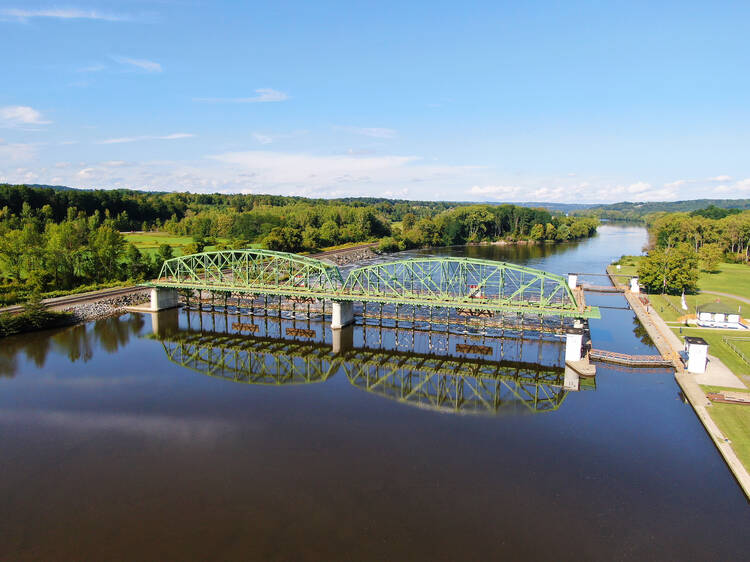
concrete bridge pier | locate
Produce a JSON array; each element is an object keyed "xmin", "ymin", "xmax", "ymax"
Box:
[
  {"xmin": 150, "ymin": 287, "xmax": 180, "ymax": 311},
  {"xmin": 331, "ymin": 300, "xmax": 354, "ymax": 329}
]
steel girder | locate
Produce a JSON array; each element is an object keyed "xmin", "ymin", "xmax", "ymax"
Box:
[
  {"xmin": 147, "ymin": 251, "xmax": 599, "ymax": 319},
  {"xmin": 340, "ymin": 257, "xmax": 594, "ymax": 317}
]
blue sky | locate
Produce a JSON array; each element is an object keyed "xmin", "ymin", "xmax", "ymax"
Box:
[{"xmin": 1, "ymin": 1, "xmax": 749, "ymax": 202}]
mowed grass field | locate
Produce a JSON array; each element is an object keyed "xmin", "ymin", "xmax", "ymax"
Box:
[
  {"xmin": 700, "ymin": 385, "xmax": 750, "ymax": 473},
  {"xmin": 650, "ymin": 293, "xmax": 747, "ymax": 323},
  {"xmin": 672, "ymin": 327, "xmax": 750, "ymax": 377},
  {"xmin": 123, "ymin": 232, "xmax": 230, "ymax": 257},
  {"xmin": 697, "ymin": 263, "xmax": 750, "ymax": 297}
]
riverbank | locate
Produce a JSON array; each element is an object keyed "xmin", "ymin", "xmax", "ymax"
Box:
[
  {"xmin": 0, "ymin": 288, "xmax": 150, "ymax": 338},
  {"xmin": 609, "ymin": 269, "xmax": 750, "ymax": 499}
]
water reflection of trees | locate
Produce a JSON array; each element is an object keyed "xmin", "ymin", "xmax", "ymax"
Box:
[
  {"xmin": 632, "ymin": 315, "xmax": 653, "ymax": 347},
  {"xmin": 0, "ymin": 313, "xmax": 145, "ymax": 378}
]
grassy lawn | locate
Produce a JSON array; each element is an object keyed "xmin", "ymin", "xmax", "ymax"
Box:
[
  {"xmin": 608, "ymin": 255, "xmax": 641, "ymax": 278},
  {"xmin": 123, "ymin": 232, "xmax": 232, "ymax": 256},
  {"xmin": 671, "ymin": 327, "xmax": 750, "ymax": 377},
  {"xmin": 611, "ymin": 257, "xmax": 750, "ymax": 301},
  {"xmin": 649, "ymin": 293, "xmax": 747, "ymax": 323},
  {"xmin": 698, "ymin": 385, "xmax": 750, "ymax": 474},
  {"xmin": 698, "ymin": 263, "xmax": 750, "ymax": 297}
]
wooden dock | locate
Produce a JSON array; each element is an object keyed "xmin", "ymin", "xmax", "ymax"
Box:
[{"xmin": 589, "ymin": 348, "xmax": 674, "ymax": 368}]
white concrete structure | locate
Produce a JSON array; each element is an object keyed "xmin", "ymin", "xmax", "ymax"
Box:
[
  {"xmin": 150, "ymin": 288, "xmax": 179, "ymax": 311},
  {"xmin": 696, "ymin": 304, "xmax": 746, "ymax": 329},
  {"xmin": 685, "ymin": 336, "xmax": 709, "ymax": 374},
  {"xmin": 567, "ymin": 274, "xmax": 578, "ymax": 290},
  {"xmin": 630, "ymin": 277, "xmax": 640, "ymax": 293},
  {"xmin": 331, "ymin": 300, "xmax": 354, "ymax": 329},
  {"xmin": 565, "ymin": 332, "xmax": 583, "ymax": 362}
]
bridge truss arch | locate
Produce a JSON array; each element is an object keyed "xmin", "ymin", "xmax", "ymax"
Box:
[
  {"xmin": 156, "ymin": 249, "xmax": 343, "ymax": 297},
  {"xmin": 341, "ymin": 257, "xmax": 592, "ymax": 318}
]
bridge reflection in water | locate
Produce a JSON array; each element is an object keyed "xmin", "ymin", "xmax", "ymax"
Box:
[{"xmin": 150, "ymin": 308, "xmax": 595, "ymax": 416}]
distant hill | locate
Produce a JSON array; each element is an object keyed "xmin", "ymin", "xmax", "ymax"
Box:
[
  {"xmin": 571, "ymin": 199, "xmax": 750, "ymax": 220},
  {"xmin": 510, "ymin": 202, "xmax": 593, "ymax": 213},
  {"xmin": 4, "ymin": 183, "xmax": 749, "ymax": 217},
  {"xmin": 25, "ymin": 184, "xmax": 80, "ymax": 191}
]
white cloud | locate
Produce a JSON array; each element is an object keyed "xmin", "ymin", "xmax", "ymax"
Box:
[
  {"xmin": 78, "ymin": 63, "xmax": 106, "ymax": 73},
  {"xmin": 252, "ymin": 133, "xmax": 273, "ymax": 145},
  {"xmin": 0, "ymin": 105, "xmax": 50, "ymax": 127},
  {"xmin": 627, "ymin": 181, "xmax": 652, "ymax": 194},
  {"xmin": 0, "ymin": 8, "xmax": 129, "ymax": 22},
  {"xmin": 335, "ymin": 126, "xmax": 398, "ymax": 139},
  {"xmin": 709, "ymin": 174, "xmax": 732, "ymax": 182},
  {"xmin": 194, "ymin": 88, "xmax": 289, "ymax": 103},
  {"xmin": 0, "ymin": 140, "xmax": 37, "ymax": 161},
  {"xmin": 470, "ymin": 185, "xmax": 522, "ymax": 197},
  {"xmin": 209, "ymin": 150, "xmax": 420, "ymax": 186},
  {"xmin": 110, "ymin": 55, "xmax": 162, "ymax": 73},
  {"xmin": 97, "ymin": 133, "xmax": 195, "ymax": 144},
  {"xmin": 665, "ymin": 179, "xmax": 686, "ymax": 188},
  {"xmin": 251, "ymin": 130, "xmax": 308, "ymax": 145}
]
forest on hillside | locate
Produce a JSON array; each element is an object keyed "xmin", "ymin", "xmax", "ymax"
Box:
[{"xmin": 573, "ymin": 199, "xmax": 750, "ymax": 221}]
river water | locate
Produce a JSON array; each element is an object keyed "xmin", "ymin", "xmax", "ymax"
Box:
[{"xmin": 1, "ymin": 225, "xmax": 748, "ymax": 560}]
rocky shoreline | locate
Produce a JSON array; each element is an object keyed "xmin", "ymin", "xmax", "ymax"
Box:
[
  {"xmin": 320, "ymin": 247, "xmax": 378, "ymax": 265},
  {"xmin": 63, "ymin": 290, "xmax": 150, "ymax": 323}
]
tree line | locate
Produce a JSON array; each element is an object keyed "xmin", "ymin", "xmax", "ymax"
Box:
[
  {"xmin": 0, "ymin": 204, "xmax": 175, "ymax": 305},
  {"xmin": 0, "ymin": 185, "xmax": 598, "ymax": 304},
  {"xmin": 636, "ymin": 208, "xmax": 750, "ymax": 294}
]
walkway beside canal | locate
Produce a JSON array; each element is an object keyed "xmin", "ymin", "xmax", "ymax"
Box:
[{"xmin": 622, "ymin": 286, "xmax": 750, "ymax": 500}]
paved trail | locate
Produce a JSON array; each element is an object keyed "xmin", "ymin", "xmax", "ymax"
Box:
[{"xmin": 700, "ymin": 290, "xmax": 750, "ymax": 306}]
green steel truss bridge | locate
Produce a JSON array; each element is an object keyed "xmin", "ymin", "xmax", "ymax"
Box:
[
  {"xmin": 156, "ymin": 329, "xmax": 576, "ymax": 415},
  {"xmin": 149, "ymin": 249, "xmax": 599, "ymax": 319}
]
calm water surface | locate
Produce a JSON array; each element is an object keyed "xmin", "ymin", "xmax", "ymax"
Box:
[{"xmin": 1, "ymin": 225, "xmax": 748, "ymax": 560}]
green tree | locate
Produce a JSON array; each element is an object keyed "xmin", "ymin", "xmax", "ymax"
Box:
[
  {"xmin": 0, "ymin": 229, "xmax": 25, "ymax": 281},
  {"xmin": 157, "ymin": 244, "xmax": 174, "ymax": 264},
  {"xmin": 544, "ymin": 223, "xmax": 556, "ymax": 240},
  {"xmin": 529, "ymin": 223, "xmax": 545, "ymax": 241},
  {"xmin": 555, "ymin": 224, "xmax": 571, "ymax": 241},
  {"xmin": 414, "ymin": 218, "xmax": 441, "ymax": 247},
  {"xmin": 402, "ymin": 212, "xmax": 417, "ymax": 230},
  {"xmin": 125, "ymin": 243, "xmax": 147, "ymax": 279},
  {"xmin": 89, "ymin": 225, "xmax": 125, "ymax": 281},
  {"xmin": 698, "ymin": 243, "xmax": 724, "ymax": 272},
  {"xmin": 637, "ymin": 243, "xmax": 699, "ymax": 294}
]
